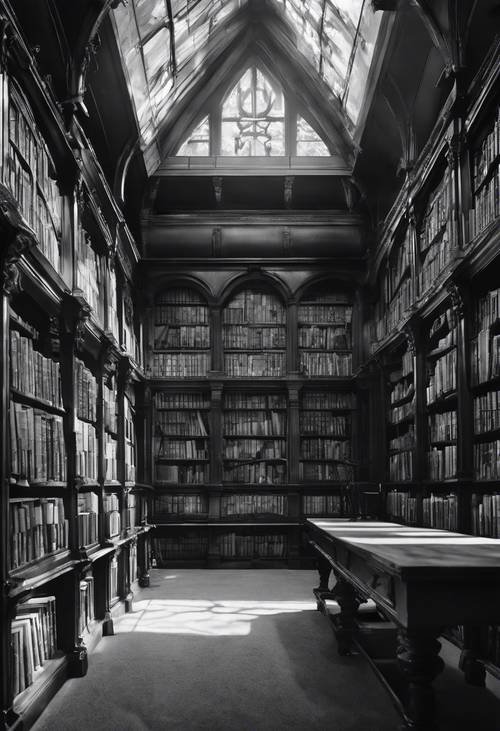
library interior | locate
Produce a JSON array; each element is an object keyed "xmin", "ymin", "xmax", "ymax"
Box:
[{"xmin": 0, "ymin": 1, "xmax": 499, "ymax": 729}]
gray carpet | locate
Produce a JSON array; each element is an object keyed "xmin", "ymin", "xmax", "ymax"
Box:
[{"xmin": 32, "ymin": 569, "xmax": 400, "ymax": 731}]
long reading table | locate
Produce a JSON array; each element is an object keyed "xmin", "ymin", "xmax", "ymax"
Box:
[{"xmin": 306, "ymin": 519, "xmax": 500, "ymax": 730}]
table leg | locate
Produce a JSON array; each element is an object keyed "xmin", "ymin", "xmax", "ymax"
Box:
[
  {"xmin": 331, "ymin": 576, "xmax": 361, "ymax": 656},
  {"xmin": 459, "ymin": 625, "xmax": 486, "ymax": 686},
  {"xmin": 314, "ymin": 555, "xmax": 332, "ymax": 593},
  {"xmin": 397, "ymin": 629, "xmax": 444, "ymax": 730}
]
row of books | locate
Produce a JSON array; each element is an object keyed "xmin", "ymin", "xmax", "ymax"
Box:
[
  {"xmin": 10, "ymin": 405, "xmax": 66, "ymax": 485},
  {"xmin": 389, "ymin": 451, "xmax": 413, "ymax": 481},
  {"xmin": 106, "ymin": 265, "xmax": 121, "ymax": 344},
  {"xmin": 385, "ymin": 231, "xmax": 411, "ymax": 301},
  {"xmin": 155, "ymin": 410, "xmax": 208, "ymax": 436},
  {"xmin": 223, "ymin": 411, "xmax": 285, "ymax": 436},
  {"xmin": 7, "ymin": 148, "xmax": 62, "ymax": 273},
  {"xmin": 223, "ymin": 292, "xmax": 285, "ymax": 324},
  {"xmin": 154, "ymin": 305, "xmax": 209, "ymax": 325},
  {"xmin": 472, "ymin": 287, "xmax": 500, "ymax": 335},
  {"xmin": 473, "ymin": 391, "xmax": 500, "ymax": 434},
  {"xmin": 470, "ymin": 168, "xmax": 499, "ymax": 239},
  {"xmin": 105, "ymin": 510, "xmax": 121, "ymax": 538},
  {"xmin": 427, "ymin": 445, "xmax": 457, "ymax": 480},
  {"xmin": 10, "ymin": 331, "xmax": 62, "ymax": 407},
  {"xmin": 302, "ymin": 392, "xmax": 354, "ymax": 409},
  {"xmin": 386, "ymin": 490, "xmax": 418, "ymax": 523},
  {"xmin": 418, "ymin": 231, "xmax": 453, "ymax": 295},
  {"xmin": 156, "ymin": 289, "xmax": 206, "ymax": 305},
  {"xmin": 153, "ymin": 534, "xmax": 208, "ymax": 560},
  {"xmin": 419, "ymin": 169, "xmax": 450, "ymax": 252},
  {"xmin": 77, "ymin": 511, "xmax": 98, "ymax": 546},
  {"xmin": 154, "ymin": 324, "xmax": 210, "ymax": 349},
  {"xmin": 426, "ymin": 348, "xmax": 457, "ymax": 403},
  {"xmin": 9, "ymin": 95, "xmax": 37, "ymax": 169},
  {"xmin": 390, "ymin": 379, "xmax": 414, "ymax": 405},
  {"xmin": 75, "ymin": 419, "xmax": 98, "ymax": 482},
  {"xmin": 382, "ymin": 278, "xmax": 413, "ymax": 340},
  {"xmin": 156, "ymin": 439, "xmax": 208, "ymax": 460},
  {"xmin": 300, "ymin": 352, "xmax": 352, "ymax": 377},
  {"xmin": 300, "ymin": 438, "xmax": 350, "ymax": 460},
  {"xmin": 298, "ymin": 304, "xmax": 352, "ymax": 324},
  {"xmin": 223, "ymin": 325, "xmax": 285, "ymax": 350},
  {"xmin": 221, "ymin": 494, "xmax": 288, "ymax": 517},
  {"xmin": 472, "ymin": 107, "xmax": 499, "ymax": 191},
  {"xmin": 224, "ymin": 439, "xmax": 285, "ymax": 460},
  {"xmin": 224, "ymin": 393, "xmax": 286, "ymax": 409},
  {"xmin": 422, "ymin": 493, "xmax": 458, "ymax": 530},
  {"xmin": 389, "ymin": 429, "xmax": 414, "ymax": 451},
  {"xmin": 298, "ymin": 325, "xmax": 351, "ymax": 351},
  {"xmin": 402, "ymin": 350, "xmax": 414, "ymax": 377},
  {"xmin": 299, "ymin": 462, "xmax": 353, "ymax": 481},
  {"xmin": 471, "ymin": 493, "xmax": 500, "ymax": 538},
  {"xmin": 75, "ymin": 359, "xmax": 98, "ymax": 422},
  {"xmin": 470, "ymin": 330, "xmax": 500, "ymax": 385},
  {"xmin": 225, "ymin": 353, "xmax": 285, "ymax": 377},
  {"xmin": 474, "ymin": 440, "xmax": 500, "ymax": 480},
  {"xmin": 109, "ymin": 555, "xmax": 119, "ymax": 599},
  {"xmin": 153, "ymin": 494, "xmax": 208, "ymax": 516},
  {"xmin": 217, "ymin": 533, "xmax": 288, "ymax": 558},
  {"xmin": 300, "ymin": 413, "xmax": 349, "ymax": 436},
  {"xmin": 103, "ymin": 380, "xmax": 118, "ymax": 434},
  {"xmin": 151, "ymin": 353, "xmax": 211, "ymax": 377},
  {"xmin": 428, "ymin": 410, "xmax": 458, "ymax": 443},
  {"xmin": 78, "ymin": 577, "xmax": 95, "ymax": 636},
  {"xmin": 11, "ymin": 596, "xmax": 57, "ymax": 698},
  {"xmin": 154, "ymin": 392, "xmax": 210, "ymax": 410},
  {"xmin": 223, "ymin": 463, "xmax": 286, "ymax": 484},
  {"xmin": 10, "ymin": 498, "xmax": 68, "ymax": 570},
  {"xmin": 155, "ymin": 463, "xmax": 209, "ymax": 483},
  {"xmin": 75, "ymin": 229, "xmax": 104, "ymax": 323},
  {"xmin": 125, "ymin": 399, "xmax": 136, "ymax": 482},
  {"xmin": 303, "ymin": 494, "xmax": 343, "ymax": 515}
]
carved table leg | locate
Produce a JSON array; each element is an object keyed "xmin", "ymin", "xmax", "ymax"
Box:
[
  {"xmin": 397, "ymin": 629, "xmax": 445, "ymax": 730},
  {"xmin": 331, "ymin": 576, "xmax": 361, "ymax": 656},
  {"xmin": 459, "ymin": 625, "xmax": 486, "ymax": 687},
  {"xmin": 314, "ymin": 555, "xmax": 332, "ymax": 593}
]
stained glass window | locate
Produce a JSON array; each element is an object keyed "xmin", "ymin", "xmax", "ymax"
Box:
[{"xmin": 221, "ymin": 68, "xmax": 285, "ymax": 156}]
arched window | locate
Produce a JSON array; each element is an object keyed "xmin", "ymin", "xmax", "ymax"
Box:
[{"xmin": 176, "ymin": 66, "xmax": 332, "ymax": 157}]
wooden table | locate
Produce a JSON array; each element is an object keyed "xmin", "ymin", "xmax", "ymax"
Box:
[{"xmin": 306, "ymin": 519, "xmax": 500, "ymax": 730}]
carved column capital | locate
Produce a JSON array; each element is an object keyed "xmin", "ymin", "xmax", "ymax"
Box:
[
  {"xmin": 403, "ymin": 324, "xmax": 417, "ymax": 355},
  {"xmin": 284, "ymin": 176, "xmax": 294, "ymax": 209}
]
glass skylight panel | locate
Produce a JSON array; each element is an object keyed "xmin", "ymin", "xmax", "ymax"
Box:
[
  {"xmin": 113, "ymin": 0, "xmax": 382, "ymax": 159},
  {"xmin": 133, "ymin": 0, "xmax": 167, "ymax": 40},
  {"xmin": 177, "ymin": 116, "xmax": 210, "ymax": 156},
  {"xmin": 344, "ymin": 5, "xmax": 382, "ymax": 123},
  {"xmin": 296, "ymin": 116, "xmax": 329, "ymax": 156}
]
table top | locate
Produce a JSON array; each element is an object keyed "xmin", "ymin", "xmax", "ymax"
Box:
[{"xmin": 306, "ymin": 519, "xmax": 500, "ymax": 577}]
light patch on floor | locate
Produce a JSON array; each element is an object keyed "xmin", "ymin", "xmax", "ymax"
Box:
[{"xmin": 118, "ymin": 598, "xmax": 317, "ymax": 636}]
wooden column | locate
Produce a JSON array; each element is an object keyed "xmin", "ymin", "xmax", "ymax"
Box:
[
  {"xmin": 287, "ymin": 382, "xmax": 301, "ymax": 483},
  {"xmin": 209, "ymin": 381, "xmax": 223, "ymax": 484}
]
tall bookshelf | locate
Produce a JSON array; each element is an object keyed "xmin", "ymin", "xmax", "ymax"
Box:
[
  {"xmin": 149, "ymin": 279, "xmax": 358, "ymax": 567},
  {"xmin": 0, "ymin": 50, "xmax": 151, "ymax": 729},
  {"xmin": 151, "ymin": 287, "xmax": 210, "ymax": 378}
]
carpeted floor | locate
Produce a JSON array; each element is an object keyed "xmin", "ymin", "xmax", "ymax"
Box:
[{"xmin": 31, "ymin": 569, "xmax": 401, "ymax": 731}]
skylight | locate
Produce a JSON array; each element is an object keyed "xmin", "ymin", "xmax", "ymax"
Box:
[{"xmin": 112, "ymin": 0, "xmax": 382, "ymax": 161}]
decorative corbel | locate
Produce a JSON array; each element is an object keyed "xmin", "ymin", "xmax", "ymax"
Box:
[
  {"xmin": 284, "ymin": 176, "xmax": 294, "ymax": 209},
  {"xmin": 212, "ymin": 176, "xmax": 223, "ymax": 207},
  {"xmin": 403, "ymin": 323, "xmax": 417, "ymax": 356},
  {"xmin": 0, "ymin": 183, "xmax": 37, "ymax": 296},
  {"xmin": 102, "ymin": 340, "xmax": 119, "ymax": 385},
  {"xmin": 282, "ymin": 227, "xmax": 291, "ymax": 254},
  {"xmin": 447, "ymin": 281, "xmax": 465, "ymax": 319}
]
